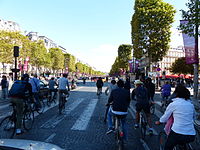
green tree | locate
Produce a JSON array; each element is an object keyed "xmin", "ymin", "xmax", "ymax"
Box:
[
  {"xmin": 131, "ymin": 0, "xmax": 176, "ymax": 63},
  {"xmin": 178, "ymin": 0, "xmax": 200, "ymax": 98},
  {"xmin": 109, "ymin": 57, "xmax": 120, "ymax": 75},
  {"xmin": 49, "ymin": 48, "xmax": 64, "ymax": 71},
  {"xmin": 118, "ymin": 44, "xmax": 132, "ymax": 71},
  {"xmin": 29, "ymin": 40, "xmax": 47, "ymax": 69},
  {"xmin": 170, "ymin": 57, "xmax": 194, "ymax": 75},
  {"xmin": 64, "ymin": 53, "xmax": 76, "ymax": 72},
  {"xmin": 0, "ymin": 31, "xmax": 30, "ymax": 64}
]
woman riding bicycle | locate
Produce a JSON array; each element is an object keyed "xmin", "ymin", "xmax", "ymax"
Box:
[{"xmin": 155, "ymin": 85, "xmax": 196, "ymax": 150}]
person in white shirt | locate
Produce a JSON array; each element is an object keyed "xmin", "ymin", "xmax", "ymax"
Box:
[
  {"xmin": 155, "ymin": 85, "xmax": 196, "ymax": 150},
  {"xmin": 58, "ymin": 73, "xmax": 70, "ymax": 102},
  {"xmin": 29, "ymin": 74, "xmax": 40, "ymax": 108}
]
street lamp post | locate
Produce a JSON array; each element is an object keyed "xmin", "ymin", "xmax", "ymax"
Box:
[{"xmin": 193, "ymin": 0, "xmax": 199, "ymax": 99}]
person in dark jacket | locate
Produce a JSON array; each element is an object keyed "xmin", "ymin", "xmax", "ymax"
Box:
[
  {"xmin": 0, "ymin": 75, "xmax": 8, "ymax": 99},
  {"xmin": 124, "ymin": 77, "xmax": 131, "ymax": 93},
  {"xmin": 132, "ymin": 80, "xmax": 153, "ymax": 134},
  {"xmin": 10, "ymin": 74, "xmax": 32, "ymax": 135},
  {"xmin": 96, "ymin": 77, "xmax": 104, "ymax": 95},
  {"xmin": 144, "ymin": 78, "xmax": 155, "ymax": 101},
  {"xmin": 106, "ymin": 80, "xmax": 130, "ymax": 140}
]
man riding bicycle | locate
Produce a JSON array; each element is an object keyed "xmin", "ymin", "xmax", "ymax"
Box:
[
  {"xmin": 96, "ymin": 77, "xmax": 104, "ymax": 95},
  {"xmin": 9, "ymin": 74, "xmax": 32, "ymax": 135},
  {"xmin": 48, "ymin": 77, "xmax": 58, "ymax": 100},
  {"xmin": 132, "ymin": 80, "xmax": 153, "ymax": 134},
  {"xmin": 58, "ymin": 73, "xmax": 70, "ymax": 104},
  {"xmin": 106, "ymin": 80, "xmax": 130, "ymax": 141}
]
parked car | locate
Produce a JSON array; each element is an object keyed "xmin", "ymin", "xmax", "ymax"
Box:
[
  {"xmin": 0, "ymin": 139, "xmax": 64, "ymax": 150},
  {"xmin": 39, "ymin": 80, "xmax": 49, "ymax": 99}
]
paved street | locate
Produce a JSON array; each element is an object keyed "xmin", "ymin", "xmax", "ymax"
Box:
[{"xmin": 0, "ymin": 81, "xmax": 199, "ymax": 150}]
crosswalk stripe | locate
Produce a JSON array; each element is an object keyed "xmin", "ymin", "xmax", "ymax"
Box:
[
  {"xmin": 40, "ymin": 98, "xmax": 85, "ymax": 128},
  {"xmin": 71, "ymin": 99, "xmax": 98, "ymax": 131}
]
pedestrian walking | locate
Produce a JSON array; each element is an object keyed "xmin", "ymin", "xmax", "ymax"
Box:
[{"xmin": 0, "ymin": 75, "xmax": 9, "ymax": 100}]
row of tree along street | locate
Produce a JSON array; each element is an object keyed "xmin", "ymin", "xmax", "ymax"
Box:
[{"xmin": 0, "ymin": 30, "xmax": 105, "ymax": 76}]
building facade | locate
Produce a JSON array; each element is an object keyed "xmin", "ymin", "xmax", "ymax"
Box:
[{"xmin": 0, "ymin": 18, "xmax": 20, "ymax": 32}]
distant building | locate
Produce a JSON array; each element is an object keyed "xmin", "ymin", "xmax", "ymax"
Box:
[{"xmin": 0, "ymin": 18, "xmax": 21, "ymax": 32}]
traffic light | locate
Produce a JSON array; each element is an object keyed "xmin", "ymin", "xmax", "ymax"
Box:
[{"xmin": 14, "ymin": 46, "xmax": 19, "ymax": 57}]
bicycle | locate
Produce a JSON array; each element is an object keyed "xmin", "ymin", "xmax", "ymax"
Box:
[
  {"xmin": 0, "ymin": 100, "xmax": 34, "ymax": 138},
  {"xmin": 59, "ymin": 90, "xmax": 69, "ymax": 114},
  {"xmin": 158, "ymin": 130, "xmax": 193, "ymax": 150},
  {"xmin": 140, "ymin": 110, "xmax": 148, "ymax": 139},
  {"xmin": 150, "ymin": 101, "xmax": 155, "ymax": 115},
  {"xmin": 29, "ymin": 97, "xmax": 45, "ymax": 114},
  {"xmin": 113, "ymin": 114, "xmax": 125, "ymax": 150},
  {"xmin": 47, "ymin": 89, "xmax": 57, "ymax": 107}
]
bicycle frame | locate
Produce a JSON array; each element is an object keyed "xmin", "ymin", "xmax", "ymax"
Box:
[
  {"xmin": 113, "ymin": 115, "xmax": 124, "ymax": 150},
  {"xmin": 140, "ymin": 110, "xmax": 147, "ymax": 139}
]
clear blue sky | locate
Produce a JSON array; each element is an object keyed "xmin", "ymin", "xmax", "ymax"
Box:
[{"xmin": 0, "ymin": 0, "xmax": 188, "ymax": 72}]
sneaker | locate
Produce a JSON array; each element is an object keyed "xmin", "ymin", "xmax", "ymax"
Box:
[
  {"xmin": 16, "ymin": 129, "xmax": 23, "ymax": 135},
  {"xmin": 106, "ymin": 128, "xmax": 114, "ymax": 135},
  {"xmin": 148, "ymin": 128, "xmax": 153, "ymax": 135},
  {"xmin": 134, "ymin": 123, "xmax": 139, "ymax": 128}
]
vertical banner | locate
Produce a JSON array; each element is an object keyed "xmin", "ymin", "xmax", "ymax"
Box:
[
  {"xmin": 23, "ymin": 57, "xmax": 29, "ymax": 71},
  {"xmin": 128, "ymin": 60, "xmax": 133, "ymax": 73},
  {"xmin": 180, "ymin": 20, "xmax": 197, "ymax": 64}
]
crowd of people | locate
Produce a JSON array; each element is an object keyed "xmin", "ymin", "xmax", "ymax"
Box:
[
  {"xmin": 103, "ymin": 77, "xmax": 196, "ymax": 150},
  {"xmin": 0, "ymin": 74, "xmax": 197, "ymax": 149}
]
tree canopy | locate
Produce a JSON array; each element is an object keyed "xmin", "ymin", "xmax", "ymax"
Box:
[
  {"xmin": 131, "ymin": 0, "xmax": 176, "ymax": 62},
  {"xmin": 170, "ymin": 57, "xmax": 194, "ymax": 75}
]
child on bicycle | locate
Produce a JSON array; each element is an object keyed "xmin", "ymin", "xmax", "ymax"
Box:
[{"xmin": 155, "ymin": 85, "xmax": 196, "ymax": 150}]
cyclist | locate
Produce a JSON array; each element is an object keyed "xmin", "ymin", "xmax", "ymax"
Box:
[
  {"xmin": 9, "ymin": 74, "xmax": 32, "ymax": 135},
  {"xmin": 58, "ymin": 73, "xmax": 70, "ymax": 103},
  {"xmin": 132, "ymin": 80, "xmax": 153, "ymax": 134},
  {"xmin": 48, "ymin": 77, "xmax": 58, "ymax": 100},
  {"xmin": 29, "ymin": 74, "xmax": 40, "ymax": 109},
  {"xmin": 104, "ymin": 79, "xmax": 117, "ymax": 123},
  {"xmin": 155, "ymin": 85, "xmax": 196, "ymax": 150},
  {"xmin": 144, "ymin": 77, "xmax": 155, "ymax": 102},
  {"xmin": 96, "ymin": 77, "xmax": 104, "ymax": 95},
  {"xmin": 161, "ymin": 81, "xmax": 171, "ymax": 107},
  {"xmin": 106, "ymin": 80, "xmax": 130, "ymax": 141}
]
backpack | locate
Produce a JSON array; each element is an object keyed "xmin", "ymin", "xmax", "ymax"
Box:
[
  {"xmin": 8, "ymin": 80, "xmax": 27, "ymax": 97},
  {"xmin": 135, "ymin": 87, "xmax": 148, "ymax": 102}
]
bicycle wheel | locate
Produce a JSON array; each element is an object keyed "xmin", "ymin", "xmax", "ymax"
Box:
[
  {"xmin": 158, "ymin": 131, "xmax": 167, "ymax": 150},
  {"xmin": 150, "ymin": 104, "xmax": 155, "ymax": 115},
  {"xmin": 47, "ymin": 95, "xmax": 52, "ymax": 107},
  {"xmin": 140, "ymin": 114, "xmax": 146, "ymax": 139},
  {"xmin": 0, "ymin": 116, "xmax": 16, "ymax": 138},
  {"xmin": 37, "ymin": 99, "xmax": 45, "ymax": 114},
  {"xmin": 59, "ymin": 95, "xmax": 64, "ymax": 114},
  {"xmin": 23, "ymin": 109, "xmax": 34, "ymax": 130}
]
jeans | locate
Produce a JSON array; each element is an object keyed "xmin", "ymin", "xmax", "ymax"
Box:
[
  {"xmin": 33, "ymin": 92, "xmax": 40, "ymax": 107},
  {"xmin": 1, "ymin": 88, "xmax": 8, "ymax": 99},
  {"xmin": 165, "ymin": 130, "xmax": 195, "ymax": 150},
  {"xmin": 107, "ymin": 107, "xmax": 128, "ymax": 140}
]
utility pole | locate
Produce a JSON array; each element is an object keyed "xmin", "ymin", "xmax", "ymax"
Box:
[{"xmin": 193, "ymin": 0, "xmax": 199, "ymax": 99}]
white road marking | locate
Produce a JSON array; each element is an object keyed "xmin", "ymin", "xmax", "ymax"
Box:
[
  {"xmin": 45, "ymin": 133, "xmax": 56, "ymax": 143},
  {"xmin": 40, "ymin": 98, "xmax": 85, "ymax": 128},
  {"xmin": 0, "ymin": 103, "xmax": 10, "ymax": 109},
  {"xmin": 71, "ymin": 99, "xmax": 98, "ymax": 131},
  {"xmin": 140, "ymin": 139, "xmax": 151, "ymax": 150}
]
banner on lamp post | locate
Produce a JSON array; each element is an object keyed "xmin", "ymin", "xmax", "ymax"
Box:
[
  {"xmin": 180, "ymin": 20, "xmax": 198, "ymax": 64},
  {"xmin": 23, "ymin": 57, "xmax": 30, "ymax": 71},
  {"xmin": 128, "ymin": 60, "xmax": 133, "ymax": 73}
]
